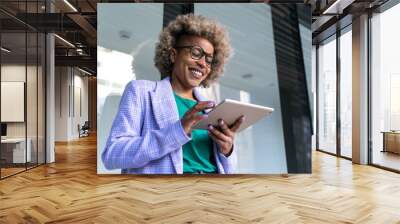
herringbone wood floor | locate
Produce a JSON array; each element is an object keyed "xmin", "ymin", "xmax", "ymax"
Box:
[{"xmin": 1, "ymin": 134, "xmax": 400, "ymax": 224}]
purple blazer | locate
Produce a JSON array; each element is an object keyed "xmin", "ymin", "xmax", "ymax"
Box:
[{"xmin": 102, "ymin": 77, "xmax": 237, "ymax": 174}]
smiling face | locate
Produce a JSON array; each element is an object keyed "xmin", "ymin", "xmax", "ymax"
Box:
[{"xmin": 170, "ymin": 35, "xmax": 214, "ymax": 92}]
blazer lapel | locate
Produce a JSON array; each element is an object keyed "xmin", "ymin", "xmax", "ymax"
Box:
[
  {"xmin": 149, "ymin": 76, "xmax": 182, "ymax": 173},
  {"xmin": 149, "ymin": 77, "xmax": 180, "ymax": 128},
  {"xmin": 193, "ymin": 87, "xmax": 212, "ymax": 114}
]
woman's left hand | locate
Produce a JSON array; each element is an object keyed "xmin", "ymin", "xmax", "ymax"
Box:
[{"xmin": 208, "ymin": 116, "xmax": 245, "ymax": 156}]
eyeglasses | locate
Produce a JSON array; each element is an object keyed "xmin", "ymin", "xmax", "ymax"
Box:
[{"xmin": 174, "ymin": 45, "xmax": 215, "ymax": 66}]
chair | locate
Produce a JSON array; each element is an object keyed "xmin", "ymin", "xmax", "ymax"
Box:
[{"xmin": 79, "ymin": 121, "xmax": 90, "ymax": 138}]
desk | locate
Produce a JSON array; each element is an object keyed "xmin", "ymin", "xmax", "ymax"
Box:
[
  {"xmin": 1, "ymin": 138, "xmax": 31, "ymax": 163},
  {"xmin": 382, "ymin": 131, "xmax": 400, "ymax": 154}
]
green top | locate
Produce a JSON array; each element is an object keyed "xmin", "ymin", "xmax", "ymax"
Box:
[{"xmin": 173, "ymin": 92, "xmax": 217, "ymax": 173}]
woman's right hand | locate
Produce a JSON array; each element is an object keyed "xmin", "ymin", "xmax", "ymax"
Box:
[{"xmin": 181, "ymin": 101, "xmax": 215, "ymax": 135}]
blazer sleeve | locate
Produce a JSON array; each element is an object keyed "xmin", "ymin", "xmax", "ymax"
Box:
[
  {"xmin": 102, "ymin": 81, "xmax": 190, "ymax": 170},
  {"xmin": 216, "ymin": 144, "xmax": 237, "ymax": 174}
]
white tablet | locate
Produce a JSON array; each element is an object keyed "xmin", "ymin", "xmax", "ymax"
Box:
[{"xmin": 193, "ymin": 99, "xmax": 274, "ymax": 133}]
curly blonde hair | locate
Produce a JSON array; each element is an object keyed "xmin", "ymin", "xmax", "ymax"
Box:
[{"xmin": 154, "ymin": 14, "xmax": 231, "ymax": 88}]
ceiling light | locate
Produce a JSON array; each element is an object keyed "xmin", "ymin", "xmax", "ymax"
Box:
[
  {"xmin": 322, "ymin": 0, "xmax": 341, "ymax": 14},
  {"xmin": 242, "ymin": 73, "xmax": 253, "ymax": 79},
  {"xmin": 78, "ymin": 67, "xmax": 92, "ymax": 76},
  {"xmin": 76, "ymin": 49, "xmax": 84, "ymax": 55},
  {"xmin": 63, "ymin": 0, "xmax": 78, "ymax": 12},
  {"xmin": 54, "ymin": 34, "xmax": 75, "ymax": 48},
  {"xmin": 1, "ymin": 47, "xmax": 11, "ymax": 53},
  {"xmin": 119, "ymin": 30, "xmax": 131, "ymax": 40},
  {"xmin": 322, "ymin": 0, "xmax": 354, "ymax": 15}
]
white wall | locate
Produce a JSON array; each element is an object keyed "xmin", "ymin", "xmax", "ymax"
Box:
[
  {"xmin": 55, "ymin": 67, "xmax": 69, "ymax": 141},
  {"xmin": 1, "ymin": 65, "xmax": 35, "ymax": 138},
  {"xmin": 1, "ymin": 63, "xmax": 46, "ymax": 164},
  {"xmin": 55, "ymin": 67, "xmax": 89, "ymax": 141},
  {"xmin": 74, "ymin": 71, "xmax": 89, "ymax": 138}
]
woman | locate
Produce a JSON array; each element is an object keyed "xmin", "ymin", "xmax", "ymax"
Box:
[{"xmin": 102, "ymin": 14, "xmax": 244, "ymax": 174}]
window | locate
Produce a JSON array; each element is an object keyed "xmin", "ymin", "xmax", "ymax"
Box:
[
  {"xmin": 371, "ymin": 3, "xmax": 400, "ymax": 171},
  {"xmin": 317, "ymin": 35, "xmax": 337, "ymax": 155},
  {"xmin": 339, "ymin": 27, "xmax": 352, "ymax": 158}
]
